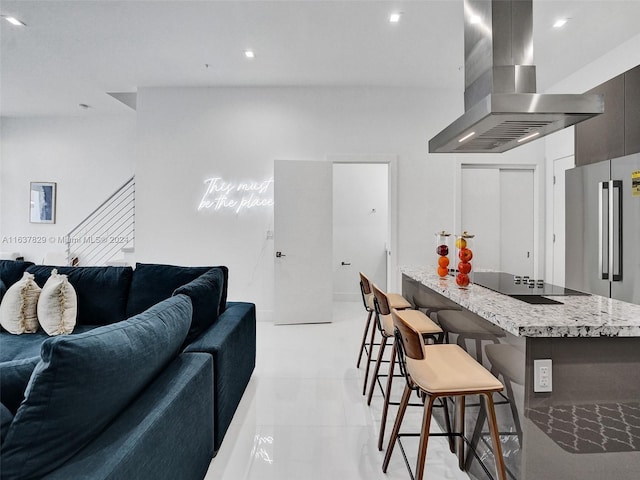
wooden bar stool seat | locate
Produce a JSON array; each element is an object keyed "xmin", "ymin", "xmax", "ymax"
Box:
[
  {"xmin": 380, "ymin": 309, "xmax": 441, "ymax": 338},
  {"xmin": 386, "ymin": 293, "xmax": 412, "ymax": 310},
  {"xmin": 382, "ymin": 308, "xmax": 507, "ymax": 480},
  {"xmin": 358, "ymin": 272, "xmax": 411, "ymax": 396},
  {"xmin": 405, "ymin": 344, "xmax": 503, "ymax": 393}
]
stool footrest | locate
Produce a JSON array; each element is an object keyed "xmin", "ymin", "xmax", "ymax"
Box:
[{"xmin": 396, "ymin": 431, "xmax": 501, "ymax": 480}]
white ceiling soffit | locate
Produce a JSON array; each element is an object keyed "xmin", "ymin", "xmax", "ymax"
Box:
[
  {"xmin": 1, "ymin": 1, "xmax": 640, "ymax": 117},
  {"xmin": 107, "ymin": 92, "xmax": 137, "ymax": 111}
]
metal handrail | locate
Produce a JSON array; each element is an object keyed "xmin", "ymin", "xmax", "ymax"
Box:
[
  {"xmin": 67, "ymin": 176, "xmax": 135, "ymax": 237},
  {"xmin": 65, "ymin": 177, "xmax": 135, "ymax": 266}
]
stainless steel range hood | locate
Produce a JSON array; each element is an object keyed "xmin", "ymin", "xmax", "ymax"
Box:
[{"xmin": 428, "ymin": 0, "xmax": 603, "ymax": 153}]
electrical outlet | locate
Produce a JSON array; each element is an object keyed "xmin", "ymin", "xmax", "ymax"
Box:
[{"xmin": 534, "ymin": 359, "xmax": 552, "ymax": 392}]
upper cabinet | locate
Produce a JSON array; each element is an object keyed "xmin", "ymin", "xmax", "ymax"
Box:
[
  {"xmin": 625, "ymin": 65, "xmax": 640, "ymax": 156},
  {"xmin": 575, "ymin": 65, "xmax": 640, "ymax": 166},
  {"xmin": 575, "ymin": 74, "xmax": 625, "ymax": 166}
]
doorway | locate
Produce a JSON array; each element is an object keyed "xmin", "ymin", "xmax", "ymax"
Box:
[
  {"xmin": 459, "ymin": 165, "xmax": 537, "ymax": 277},
  {"xmin": 330, "ymin": 154, "xmax": 398, "ymax": 296},
  {"xmin": 273, "ymin": 155, "xmax": 397, "ymax": 324},
  {"xmin": 332, "ymin": 163, "xmax": 389, "ymax": 301}
]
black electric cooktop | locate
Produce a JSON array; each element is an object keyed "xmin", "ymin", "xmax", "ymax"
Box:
[{"xmin": 472, "ymin": 272, "xmax": 589, "ymax": 297}]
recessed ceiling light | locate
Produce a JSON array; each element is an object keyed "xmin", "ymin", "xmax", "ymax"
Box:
[
  {"xmin": 389, "ymin": 12, "xmax": 402, "ymax": 23},
  {"xmin": 2, "ymin": 15, "xmax": 26, "ymax": 26},
  {"xmin": 244, "ymin": 50, "xmax": 255, "ymax": 59},
  {"xmin": 553, "ymin": 18, "xmax": 568, "ymax": 28}
]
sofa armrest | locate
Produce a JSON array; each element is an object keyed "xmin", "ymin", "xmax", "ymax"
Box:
[
  {"xmin": 43, "ymin": 353, "xmax": 213, "ymax": 480},
  {"xmin": 184, "ymin": 301, "xmax": 256, "ymax": 452}
]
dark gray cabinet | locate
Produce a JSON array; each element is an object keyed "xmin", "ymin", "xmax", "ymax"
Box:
[
  {"xmin": 625, "ymin": 65, "xmax": 640, "ymax": 155},
  {"xmin": 575, "ymin": 74, "xmax": 625, "ymax": 166}
]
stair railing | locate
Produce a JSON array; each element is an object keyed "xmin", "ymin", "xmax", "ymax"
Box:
[{"xmin": 65, "ymin": 176, "xmax": 135, "ymax": 266}]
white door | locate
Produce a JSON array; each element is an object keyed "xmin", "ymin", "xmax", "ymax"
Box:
[
  {"xmin": 461, "ymin": 166, "xmax": 535, "ymax": 276},
  {"xmin": 461, "ymin": 168, "xmax": 501, "ymax": 270},
  {"xmin": 274, "ymin": 160, "xmax": 333, "ymax": 324},
  {"xmin": 500, "ymin": 169, "xmax": 535, "ymax": 276},
  {"xmin": 552, "ymin": 156, "xmax": 575, "ymax": 287},
  {"xmin": 332, "ymin": 163, "xmax": 389, "ymax": 302}
]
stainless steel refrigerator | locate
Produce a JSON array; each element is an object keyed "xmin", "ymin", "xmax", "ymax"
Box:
[{"xmin": 565, "ymin": 152, "xmax": 640, "ymax": 305}]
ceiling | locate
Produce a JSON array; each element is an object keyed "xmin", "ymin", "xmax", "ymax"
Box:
[{"xmin": 1, "ymin": 0, "xmax": 640, "ymax": 117}]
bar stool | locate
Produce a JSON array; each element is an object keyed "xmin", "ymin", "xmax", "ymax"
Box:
[
  {"xmin": 356, "ymin": 272, "xmax": 377, "ymax": 369},
  {"xmin": 459, "ymin": 343, "xmax": 524, "ymax": 473},
  {"xmin": 367, "ymin": 284, "xmax": 445, "ymax": 451},
  {"xmin": 358, "ymin": 272, "xmax": 411, "ymax": 396},
  {"xmin": 411, "ymin": 285, "xmax": 462, "ymax": 318},
  {"xmin": 436, "ymin": 309, "xmax": 505, "ymax": 366},
  {"xmin": 482, "ymin": 343, "xmax": 524, "ymax": 445},
  {"xmin": 382, "ymin": 308, "xmax": 507, "ymax": 480}
]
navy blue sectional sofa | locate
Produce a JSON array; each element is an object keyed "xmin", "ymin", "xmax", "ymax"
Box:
[{"xmin": 0, "ymin": 260, "xmax": 256, "ymax": 480}]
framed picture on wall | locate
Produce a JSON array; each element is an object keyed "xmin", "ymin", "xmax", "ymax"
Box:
[{"xmin": 30, "ymin": 182, "xmax": 57, "ymax": 224}]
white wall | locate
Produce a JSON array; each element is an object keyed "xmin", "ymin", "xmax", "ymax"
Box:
[
  {"xmin": 136, "ymin": 87, "xmax": 466, "ymax": 317},
  {"xmin": 0, "ymin": 115, "xmax": 135, "ymax": 263},
  {"xmin": 543, "ymin": 32, "xmax": 640, "ymax": 283},
  {"xmin": 135, "ymin": 86, "xmax": 543, "ymax": 319}
]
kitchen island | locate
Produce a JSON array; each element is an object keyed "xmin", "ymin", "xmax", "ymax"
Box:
[{"xmin": 401, "ymin": 266, "xmax": 640, "ymax": 480}]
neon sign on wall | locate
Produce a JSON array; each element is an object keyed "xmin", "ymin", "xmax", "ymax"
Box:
[{"xmin": 198, "ymin": 177, "xmax": 274, "ymax": 213}]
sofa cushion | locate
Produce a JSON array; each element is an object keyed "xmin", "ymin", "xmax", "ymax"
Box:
[
  {"xmin": 126, "ymin": 263, "xmax": 229, "ymax": 318},
  {"xmin": 0, "ymin": 272, "xmax": 41, "ymax": 334},
  {"xmin": 26, "ymin": 265, "xmax": 133, "ymax": 326},
  {"xmin": 0, "ymin": 294, "xmax": 192, "ymax": 480},
  {"xmin": 1, "ymin": 403, "xmax": 13, "ymax": 444},
  {"xmin": 0, "ymin": 260, "xmax": 35, "ymax": 288},
  {"xmin": 173, "ymin": 267, "xmax": 225, "ymax": 345},
  {"xmin": 37, "ymin": 269, "xmax": 78, "ymax": 335},
  {"xmin": 0, "ymin": 357, "xmax": 40, "ymax": 413}
]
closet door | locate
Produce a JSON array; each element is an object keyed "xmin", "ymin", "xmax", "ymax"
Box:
[{"xmin": 461, "ymin": 166, "xmax": 535, "ymax": 277}]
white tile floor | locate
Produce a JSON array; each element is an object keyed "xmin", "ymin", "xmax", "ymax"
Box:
[{"xmin": 205, "ymin": 301, "xmax": 470, "ymax": 480}]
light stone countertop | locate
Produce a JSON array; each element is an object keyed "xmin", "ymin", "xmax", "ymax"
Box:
[{"xmin": 400, "ymin": 266, "xmax": 640, "ymax": 338}]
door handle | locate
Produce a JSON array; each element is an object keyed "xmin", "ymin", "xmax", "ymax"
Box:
[
  {"xmin": 275, "ymin": 251, "xmax": 286, "ymax": 258},
  {"xmin": 609, "ymin": 180, "xmax": 623, "ymax": 282},
  {"xmin": 599, "ymin": 181, "xmax": 609, "ymax": 280},
  {"xmin": 341, "ymin": 261, "xmax": 351, "ymax": 266}
]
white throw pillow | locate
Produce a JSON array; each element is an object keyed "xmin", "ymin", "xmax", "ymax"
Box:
[
  {"xmin": 37, "ymin": 269, "xmax": 77, "ymax": 335},
  {"xmin": 0, "ymin": 272, "xmax": 41, "ymax": 334}
]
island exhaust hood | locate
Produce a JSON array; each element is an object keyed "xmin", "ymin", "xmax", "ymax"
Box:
[{"xmin": 428, "ymin": 0, "xmax": 604, "ymax": 154}]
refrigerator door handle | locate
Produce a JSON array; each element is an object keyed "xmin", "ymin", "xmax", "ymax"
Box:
[
  {"xmin": 610, "ymin": 180, "xmax": 623, "ymax": 281},
  {"xmin": 599, "ymin": 181, "xmax": 609, "ymax": 280}
]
